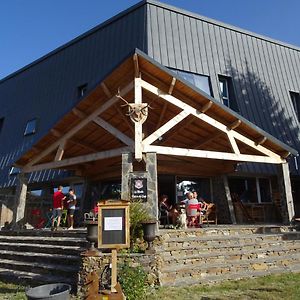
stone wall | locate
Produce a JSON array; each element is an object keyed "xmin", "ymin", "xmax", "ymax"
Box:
[
  {"xmin": 211, "ymin": 176, "xmax": 233, "ymax": 224},
  {"xmin": 77, "ymin": 251, "xmax": 161, "ymax": 298}
]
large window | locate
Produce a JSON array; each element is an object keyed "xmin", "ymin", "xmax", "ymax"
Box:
[
  {"xmin": 229, "ymin": 177, "xmax": 272, "ymax": 203},
  {"xmin": 171, "ymin": 69, "xmax": 213, "ymax": 96},
  {"xmin": 218, "ymin": 75, "xmax": 238, "ymax": 111},
  {"xmin": 290, "ymin": 91, "xmax": 300, "ymax": 122},
  {"xmin": 24, "ymin": 118, "xmax": 37, "ymax": 136},
  {"xmin": 176, "ymin": 177, "xmax": 211, "ymax": 203}
]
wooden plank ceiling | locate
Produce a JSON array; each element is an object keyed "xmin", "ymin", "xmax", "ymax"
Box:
[{"xmin": 15, "ymin": 50, "xmax": 296, "ymax": 180}]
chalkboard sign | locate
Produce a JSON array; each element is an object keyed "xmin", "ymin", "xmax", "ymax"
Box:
[
  {"xmin": 131, "ymin": 177, "xmax": 147, "ymax": 201},
  {"xmin": 98, "ymin": 200, "xmax": 130, "ymax": 249}
]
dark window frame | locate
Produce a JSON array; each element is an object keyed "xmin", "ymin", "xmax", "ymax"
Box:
[
  {"xmin": 9, "ymin": 166, "xmax": 21, "ymax": 176},
  {"xmin": 78, "ymin": 83, "xmax": 88, "ymax": 98},
  {"xmin": 0, "ymin": 117, "xmax": 4, "ymax": 134},
  {"xmin": 218, "ymin": 75, "xmax": 238, "ymax": 111},
  {"xmin": 168, "ymin": 68, "xmax": 213, "ymax": 97},
  {"xmin": 290, "ymin": 91, "xmax": 300, "ymax": 122},
  {"xmin": 24, "ymin": 118, "xmax": 37, "ymax": 136}
]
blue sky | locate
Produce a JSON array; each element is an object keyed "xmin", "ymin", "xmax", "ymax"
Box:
[{"xmin": 1, "ymin": 0, "xmax": 300, "ymax": 80}]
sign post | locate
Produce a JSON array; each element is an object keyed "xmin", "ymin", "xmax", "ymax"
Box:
[{"xmin": 98, "ymin": 200, "xmax": 130, "ymax": 296}]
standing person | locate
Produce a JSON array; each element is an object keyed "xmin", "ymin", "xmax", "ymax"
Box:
[
  {"xmin": 66, "ymin": 188, "xmax": 77, "ymax": 230},
  {"xmin": 51, "ymin": 186, "xmax": 66, "ymax": 231}
]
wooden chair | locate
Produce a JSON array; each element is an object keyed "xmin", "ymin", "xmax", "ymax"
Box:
[{"xmin": 200, "ymin": 203, "xmax": 217, "ymax": 225}]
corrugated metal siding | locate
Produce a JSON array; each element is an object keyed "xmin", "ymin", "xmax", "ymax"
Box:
[
  {"xmin": 0, "ymin": 4, "xmax": 147, "ymax": 188},
  {"xmin": 146, "ymin": 2, "xmax": 300, "ymax": 175}
]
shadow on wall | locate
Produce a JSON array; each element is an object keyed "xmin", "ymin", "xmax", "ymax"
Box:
[{"xmin": 225, "ymin": 59, "xmax": 300, "ymax": 175}]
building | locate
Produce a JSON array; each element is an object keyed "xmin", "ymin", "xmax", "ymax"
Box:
[{"xmin": 0, "ymin": 0, "xmax": 299, "ymax": 227}]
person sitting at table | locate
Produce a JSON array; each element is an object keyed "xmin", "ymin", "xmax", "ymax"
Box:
[
  {"xmin": 193, "ymin": 191, "xmax": 209, "ymax": 215},
  {"xmin": 158, "ymin": 194, "xmax": 178, "ymax": 225}
]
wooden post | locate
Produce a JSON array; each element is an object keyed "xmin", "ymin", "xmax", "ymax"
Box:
[
  {"xmin": 111, "ymin": 249, "xmax": 117, "ymax": 293},
  {"xmin": 134, "ymin": 77, "xmax": 143, "ymax": 161},
  {"xmin": 121, "ymin": 153, "xmax": 133, "ymax": 200},
  {"xmin": 278, "ymin": 162, "xmax": 295, "ymax": 223},
  {"xmin": 12, "ymin": 173, "xmax": 28, "ymax": 227}
]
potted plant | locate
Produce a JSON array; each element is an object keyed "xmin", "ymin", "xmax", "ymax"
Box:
[{"xmin": 129, "ymin": 200, "xmax": 157, "ymax": 252}]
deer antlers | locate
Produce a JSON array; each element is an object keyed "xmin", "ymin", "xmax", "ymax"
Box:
[{"xmin": 116, "ymin": 88, "xmax": 152, "ymax": 123}]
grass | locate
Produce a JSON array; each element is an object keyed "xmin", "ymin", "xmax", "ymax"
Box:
[
  {"xmin": 1, "ymin": 272, "xmax": 300, "ymax": 299},
  {"xmin": 144, "ymin": 272, "xmax": 300, "ymax": 300},
  {"xmin": 0, "ymin": 281, "xmax": 26, "ymax": 300}
]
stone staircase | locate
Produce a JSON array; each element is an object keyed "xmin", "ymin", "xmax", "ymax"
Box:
[
  {"xmin": 0, "ymin": 228, "xmax": 88, "ymax": 289},
  {"xmin": 155, "ymin": 225, "xmax": 300, "ymax": 286}
]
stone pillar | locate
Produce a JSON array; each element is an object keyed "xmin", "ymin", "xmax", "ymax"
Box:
[
  {"xmin": 223, "ymin": 176, "xmax": 236, "ymax": 224},
  {"xmin": 146, "ymin": 152, "xmax": 158, "ymax": 221},
  {"xmin": 211, "ymin": 176, "xmax": 234, "ymax": 224},
  {"xmin": 12, "ymin": 173, "xmax": 28, "ymax": 226},
  {"xmin": 121, "ymin": 153, "xmax": 133, "ymax": 200},
  {"xmin": 277, "ymin": 162, "xmax": 295, "ymax": 224}
]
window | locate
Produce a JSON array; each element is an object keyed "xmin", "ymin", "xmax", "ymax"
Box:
[
  {"xmin": 218, "ymin": 75, "xmax": 238, "ymax": 111},
  {"xmin": 0, "ymin": 118, "xmax": 4, "ymax": 134},
  {"xmin": 176, "ymin": 177, "xmax": 211, "ymax": 203},
  {"xmin": 78, "ymin": 83, "xmax": 88, "ymax": 98},
  {"xmin": 290, "ymin": 91, "xmax": 300, "ymax": 122},
  {"xmin": 229, "ymin": 177, "xmax": 272, "ymax": 203},
  {"xmin": 24, "ymin": 119, "xmax": 37, "ymax": 136},
  {"xmin": 9, "ymin": 166, "xmax": 21, "ymax": 175},
  {"xmin": 170, "ymin": 69, "xmax": 213, "ymax": 96},
  {"xmin": 219, "ymin": 76, "xmax": 229, "ymax": 107}
]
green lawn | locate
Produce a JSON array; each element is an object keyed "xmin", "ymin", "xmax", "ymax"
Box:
[
  {"xmin": 1, "ymin": 272, "xmax": 300, "ymax": 300},
  {"xmin": 0, "ymin": 281, "xmax": 26, "ymax": 300},
  {"xmin": 145, "ymin": 272, "xmax": 300, "ymax": 300}
]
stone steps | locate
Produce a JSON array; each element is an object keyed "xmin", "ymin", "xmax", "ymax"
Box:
[
  {"xmin": 162, "ymin": 263, "xmax": 300, "ymax": 287},
  {"xmin": 0, "ymin": 259, "xmax": 79, "ymax": 276},
  {"xmin": 0, "ymin": 267, "xmax": 76, "ymax": 287},
  {"xmin": 0, "ymin": 235, "xmax": 88, "ymax": 247},
  {"xmin": 160, "ymin": 253, "xmax": 300, "ymax": 286},
  {"xmin": 0, "ymin": 242, "xmax": 84, "ymax": 256},
  {"xmin": 156, "ymin": 228, "xmax": 300, "ymax": 286},
  {"xmin": 159, "ymin": 236, "xmax": 300, "ymax": 257},
  {"xmin": 161, "ymin": 243, "xmax": 300, "ymax": 263},
  {"xmin": 0, "ymin": 229, "xmax": 88, "ymax": 289},
  {"xmin": 0, "ymin": 249, "xmax": 80, "ymax": 265}
]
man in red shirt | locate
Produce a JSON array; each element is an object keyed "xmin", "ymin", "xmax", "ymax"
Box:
[{"xmin": 51, "ymin": 186, "xmax": 66, "ymax": 231}]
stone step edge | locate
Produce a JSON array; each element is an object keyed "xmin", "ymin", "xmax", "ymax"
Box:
[
  {"xmin": 160, "ymin": 245, "xmax": 300, "ymax": 261},
  {"xmin": 0, "ymin": 267, "xmax": 76, "ymax": 285},
  {"xmin": 0, "ymin": 249, "xmax": 81, "ymax": 261},
  {"xmin": 0, "ymin": 236, "xmax": 87, "ymax": 242},
  {"xmin": 155, "ymin": 239, "xmax": 300, "ymax": 252},
  {"xmin": 0, "ymin": 258, "xmax": 79, "ymax": 272},
  {"xmin": 0, "ymin": 242, "xmax": 85, "ymax": 251},
  {"xmin": 161, "ymin": 252, "xmax": 300, "ymax": 272},
  {"xmin": 159, "ymin": 233, "xmax": 287, "ymax": 242},
  {"xmin": 160, "ymin": 264, "xmax": 300, "ymax": 286}
]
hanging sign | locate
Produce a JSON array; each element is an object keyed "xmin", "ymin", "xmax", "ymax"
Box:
[{"xmin": 131, "ymin": 177, "xmax": 147, "ymax": 201}]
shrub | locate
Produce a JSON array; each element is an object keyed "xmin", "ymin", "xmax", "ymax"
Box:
[
  {"xmin": 129, "ymin": 200, "xmax": 152, "ymax": 250},
  {"xmin": 119, "ymin": 261, "xmax": 147, "ymax": 300}
]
